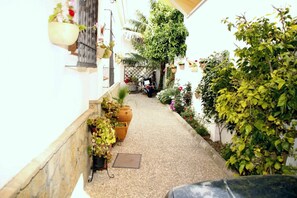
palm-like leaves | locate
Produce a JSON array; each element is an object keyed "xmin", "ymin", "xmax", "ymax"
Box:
[{"xmin": 121, "ymin": 10, "xmax": 150, "ymax": 66}]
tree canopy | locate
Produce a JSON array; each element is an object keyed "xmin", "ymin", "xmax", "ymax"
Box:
[{"xmin": 123, "ymin": 0, "xmax": 189, "ymax": 89}]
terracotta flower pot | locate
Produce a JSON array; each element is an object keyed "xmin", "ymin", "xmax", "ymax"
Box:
[
  {"xmin": 48, "ymin": 22, "xmax": 79, "ymax": 45},
  {"xmin": 118, "ymin": 106, "xmax": 133, "ymax": 125},
  {"xmin": 115, "ymin": 122, "xmax": 128, "ymax": 141},
  {"xmin": 171, "ymin": 67, "xmax": 177, "ymax": 74},
  {"xmin": 179, "ymin": 64, "xmax": 185, "ymax": 70}
]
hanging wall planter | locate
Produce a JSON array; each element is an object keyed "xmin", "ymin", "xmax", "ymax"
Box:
[
  {"xmin": 97, "ymin": 41, "xmax": 114, "ymax": 59},
  {"xmin": 48, "ymin": 22, "xmax": 79, "ymax": 46},
  {"xmin": 97, "ymin": 46, "xmax": 106, "ymax": 59},
  {"xmin": 170, "ymin": 64, "xmax": 177, "ymax": 74},
  {"xmin": 191, "ymin": 67, "xmax": 198, "ymax": 72},
  {"xmin": 103, "ymin": 49, "xmax": 112, "ymax": 58},
  {"xmin": 178, "ymin": 63, "xmax": 185, "ymax": 70}
]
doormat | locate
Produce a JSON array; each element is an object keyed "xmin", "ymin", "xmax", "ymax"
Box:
[{"xmin": 112, "ymin": 153, "xmax": 142, "ymax": 169}]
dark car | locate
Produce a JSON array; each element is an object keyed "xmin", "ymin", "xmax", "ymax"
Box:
[{"xmin": 165, "ymin": 175, "xmax": 297, "ymax": 198}]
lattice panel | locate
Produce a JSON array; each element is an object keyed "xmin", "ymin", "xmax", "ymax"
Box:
[{"xmin": 124, "ymin": 66, "xmax": 155, "ymax": 79}]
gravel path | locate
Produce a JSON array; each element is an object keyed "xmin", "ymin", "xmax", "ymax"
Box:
[{"xmin": 85, "ymin": 93, "xmax": 230, "ymax": 198}]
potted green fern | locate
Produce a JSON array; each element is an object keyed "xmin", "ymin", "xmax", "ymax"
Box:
[{"xmin": 113, "ymin": 86, "xmax": 133, "ymax": 126}]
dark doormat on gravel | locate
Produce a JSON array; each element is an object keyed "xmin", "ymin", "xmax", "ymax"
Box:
[{"xmin": 112, "ymin": 153, "xmax": 142, "ymax": 169}]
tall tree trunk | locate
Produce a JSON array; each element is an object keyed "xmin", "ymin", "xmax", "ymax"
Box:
[{"xmin": 158, "ymin": 62, "xmax": 166, "ymax": 90}]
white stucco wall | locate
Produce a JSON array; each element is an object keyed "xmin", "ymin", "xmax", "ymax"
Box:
[
  {"xmin": 183, "ymin": 0, "xmax": 297, "ymax": 142},
  {"xmin": 0, "ymin": 0, "xmax": 102, "ymax": 188}
]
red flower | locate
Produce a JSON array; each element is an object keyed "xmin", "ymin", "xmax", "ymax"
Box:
[
  {"xmin": 178, "ymin": 86, "xmax": 183, "ymax": 91},
  {"xmin": 69, "ymin": 9, "xmax": 75, "ymax": 17}
]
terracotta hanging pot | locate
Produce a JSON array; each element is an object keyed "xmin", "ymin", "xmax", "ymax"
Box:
[
  {"xmin": 48, "ymin": 22, "xmax": 79, "ymax": 45},
  {"xmin": 118, "ymin": 106, "xmax": 133, "ymax": 125},
  {"xmin": 179, "ymin": 64, "xmax": 185, "ymax": 70},
  {"xmin": 171, "ymin": 67, "xmax": 177, "ymax": 74}
]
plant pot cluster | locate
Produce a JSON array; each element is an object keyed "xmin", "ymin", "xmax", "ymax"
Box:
[
  {"xmin": 86, "ymin": 86, "xmax": 133, "ymax": 169},
  {"xmin": 100, "ymin": 94, "xmax": 133, "ymax": 142},
  {"xmin": 188, "ymin": 60, "xmax": 199, "ymax": 72},
  {"xmin": 87, "ymin": 116, "xmax": 116, "ymax": 168}
]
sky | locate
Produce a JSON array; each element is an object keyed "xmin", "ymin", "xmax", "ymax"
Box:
[{"xmin": 124, "ymin": 0, "xmax": 150, "ymax": 21}]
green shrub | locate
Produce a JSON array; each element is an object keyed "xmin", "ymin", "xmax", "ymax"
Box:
[
  {"xmin": 181, "ymin": 107, "xmax": 209, "ymax": 136},
  {"xmin": 216, "ymin": 7, "xmax": 297, "ymax": 175},
  {"xmin": 156, "ymin": 87, "xmax": 178, "ymax": 104}
]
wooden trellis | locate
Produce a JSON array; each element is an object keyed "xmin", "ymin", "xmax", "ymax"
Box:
[{"xmin": 124, "ymin": 66, "xmax": 155, "ymax": 79}]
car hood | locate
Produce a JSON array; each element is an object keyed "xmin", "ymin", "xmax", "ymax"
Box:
[{"xmin": 166, "ymin": 175, "xmax": 297, "ymax": 198}]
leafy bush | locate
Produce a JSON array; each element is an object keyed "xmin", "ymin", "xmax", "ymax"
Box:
[
  {"xmin": 216, "ymin": 7, "xmax": 297, "ymax": 175},
  {"xmin": 156, "ymin": 87, "xmax": 179, "ymax": 104},
  {"xmin": 101, "ymin": 97, "xmax": 120, "ymax": 127},
  {"xmin": 183, "ymin": 82, "xmax": 192, "ymax": 106},
  {"xmin": 157, "ymin": 82, "xmax": 193, "ymax": 115},
  {"xmin": 181, "ymin": 107, "xmax": 209, "ymax": 136}
]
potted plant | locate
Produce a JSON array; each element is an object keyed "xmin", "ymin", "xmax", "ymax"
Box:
[
  {"xmin": 48, "ymin": 0, "xmax": 86, "ymax": 46},
  {"xmin": 97, "ymin": 40, "xmax": 115, "ymax": 59},
  {"xmin": 188, "ymin": 60, "xmax": 198, "ymax": 72},
  {"xmin": 178, "ymin": 61, "xmax": 185, "ymax": 70},
  {"xmin": 199, "ymin": 58, "xmax": 207, "ymax": 70},
  {"xmin": 87, "ymin": 116, "xmax": 116, "ymax": 169},
  {"xmin": 113, "ymin": 86, "xmax": 133, "ymax": 125},
  {"xmin": 101, "ymin": 97, "xmax": 128, "ymax": 141},
  {"xmin": 170, "ymin": 64, "xmax": 177, "ymax": 74},
  {"xmin": 124, "ymin": 75, "xmax": 138, "ymax": 92},
  {"xmin": 114, "ymin": 122, "xmax": 128, "ymax": 141},
  {"xmin": 194, "ymin": 86, "xmax": 201, "ymax": 99},
  {"xmin": 101, "ymin": 97, "xmax": 120, "ymax": 126}
]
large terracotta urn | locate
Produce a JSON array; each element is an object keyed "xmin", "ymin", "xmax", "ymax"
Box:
[{"xmin": 118, "ymin": 106, "xmax": 133, "ymax": 125}]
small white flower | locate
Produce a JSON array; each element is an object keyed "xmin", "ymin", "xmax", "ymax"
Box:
[{"xmin": 279, "ymin": 133, "xmax": 284, "ymax": 140}]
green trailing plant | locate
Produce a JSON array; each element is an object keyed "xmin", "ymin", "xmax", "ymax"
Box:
[
  {"xmin": 87, "ymin": 116, "xmax": 116, "ymax": 162},
  {"xmin": 101, "ymin": 97, "xmax": 120, "ymax": 127},
  {"xmin": 216, "ymin": 7, "xmax": 297, "ymax": 175}
]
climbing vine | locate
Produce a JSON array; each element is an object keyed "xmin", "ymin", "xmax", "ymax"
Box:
[{"xmin": 216, "ymin": 7, "xmax": 297, "ymax": 175}]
